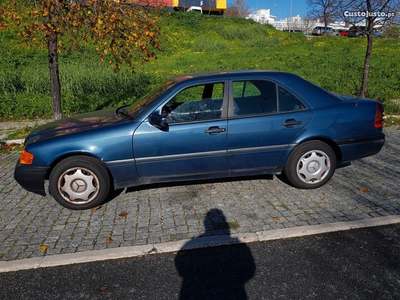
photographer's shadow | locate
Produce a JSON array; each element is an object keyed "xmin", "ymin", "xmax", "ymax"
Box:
[{"xmin": 175, "ymin": 209, "xmax": 256, "ymax": 300}]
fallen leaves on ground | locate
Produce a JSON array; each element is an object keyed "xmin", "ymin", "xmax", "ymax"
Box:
[
  {"xmin": 105, "ymin": 237, "xmax": 113, "ymax": 244},
  {"xmin": 0, "ymin": 142, "xmax": 23, "ymax": 153},
  {"xmin": 119, "ymin": 212, "xmax": 128, "ymax": 217},
  {"xmin": 358, "ymin": 188, "xmax": 371, "ymax": 193},
  {"xmin": 100, "ymin": 285, "xmax": 108, "ymax": 292},
  {"xmin": 91, "ymin": 206, "xmax": 101, "ymax": 211},
  {"xmin": 38, "ymin": 245, "xmax": 48, "ymax": 251},
  {"xmin": 273, "ymin": 216, "xmax": 280, "ymax": 221}
]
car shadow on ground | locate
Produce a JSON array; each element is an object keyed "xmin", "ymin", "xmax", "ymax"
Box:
[
  {"xmin": 101, "ymin": 188, "xmax": 124, "ymax": 205},
  {"xmin": 124, "ymin": 174, "xmax": 275, "ymax": 194}
]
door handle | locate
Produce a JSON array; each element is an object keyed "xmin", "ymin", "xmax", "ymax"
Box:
[
  {"xmin": 204, "ymin": 127, "xmax": 226, "ymax": 134},
  {"xmin": 281, "ymin": 119, "xmax": 302, "ymax": 127}
]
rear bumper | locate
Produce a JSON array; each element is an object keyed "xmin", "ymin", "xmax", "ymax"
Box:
[
  {"xmin": 337, "ymin": 133, "xmax": 385, "ymax": 162},
  {"xmin": 14, "ymin": 161, "xmax": 49, "ymax": 196}
]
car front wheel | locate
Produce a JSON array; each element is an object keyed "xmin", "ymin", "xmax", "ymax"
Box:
[
  {"xmin": 49, "ymin": 156, "xmax": 110, "ymax": 210},
  {"xmin": 283, "ymin": 141, "xmax": 336, "ymax": 189}
]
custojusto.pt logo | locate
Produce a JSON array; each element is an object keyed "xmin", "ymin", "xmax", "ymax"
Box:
[{"xmin": 344, "ymin": 10, "xmax": 396, "ymax": 18}]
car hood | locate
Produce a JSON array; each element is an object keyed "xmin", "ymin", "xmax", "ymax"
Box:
[{"xmin": 25, "ymin": 108, "xmax": 128, "ymax": 146}]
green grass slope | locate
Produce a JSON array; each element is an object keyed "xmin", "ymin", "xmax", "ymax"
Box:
[{"xmin": 0, "ymin": 12, "xmax": 399, "ymax": 120}]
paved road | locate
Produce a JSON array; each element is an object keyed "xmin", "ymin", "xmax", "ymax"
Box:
[
  {"xmin": 1, "ymin": 224, "xmax": 400, "ymax": 299},
  {"xmin": 0, "ymin": 127, "xmax": 399, "ymax": 262}
]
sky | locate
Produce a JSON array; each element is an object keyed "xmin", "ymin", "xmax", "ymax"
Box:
[{"xmin": 229, "ymin": 0, "xmax": 309, "ymax": 19}]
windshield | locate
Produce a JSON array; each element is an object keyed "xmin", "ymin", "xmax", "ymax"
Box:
[{"xmin": 126, "ymin": 80, "xmax": 176, "ymax": 118}]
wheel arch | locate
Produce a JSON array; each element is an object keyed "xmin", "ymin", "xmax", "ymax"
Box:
[
  {"xmin": 45, "ymin": 153, "xmax": 115, "ymax": 188},
  {"xmin": 283, "ymin": 138, "xmax": 339, "ymax": 189},
  {"xmin": 294, "ymin": 137, "xmax": 343, "ymax": 162}
]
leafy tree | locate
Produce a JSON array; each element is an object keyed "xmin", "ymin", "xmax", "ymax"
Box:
[
  {"xmin": 207, "ymin": 0, "xmax": 217, "ymax": 15},
  {"xmin": 382, "ymin": 24, "xmax": 400, "ymax": 38},
  {"xmin": 1, "ymin": 0, "xmax": 161, "ymax": 119},
  {"xmin": 308, "ymin": 0, "xmax": 399, "ymax": 97},
  {"xmin": 342, "ymin": 0, "xmax": 399, "ymax": 97},
  {"xmin": 334, "ymin": 0, "xmax": 354, "ymax": 25},
  {"xmin": 299, "ymin": 15, "xmax": 319, "ymax": 34},
  {"xmin": 224, "ymin": 0, "xmax": 251, "ymax": 18},
  {"xmin": 307, "ymin": 0, "xmax": 338, "ymax": 32}
]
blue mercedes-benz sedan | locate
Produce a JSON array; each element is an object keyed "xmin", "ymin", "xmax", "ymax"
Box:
[{"xmin": 14, "ymin": 71, "xmax": 385, "ymax": 209}]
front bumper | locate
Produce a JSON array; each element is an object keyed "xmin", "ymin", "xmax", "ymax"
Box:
[{"xmin": 14, "ymin": 161, "xmax": 49, "ymax": 196}]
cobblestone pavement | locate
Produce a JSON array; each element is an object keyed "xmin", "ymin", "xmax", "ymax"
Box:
[
  {"xmin": 0, "ymin": 120, "xmax": 50, "ymax": 140},
  {"xmin": 0, "ymin": 127, "xmax": 399, "ymax": 262}
]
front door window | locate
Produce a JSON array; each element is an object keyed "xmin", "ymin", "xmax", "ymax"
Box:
[
  {"xmin": 162, "ymin": 83, "xmax": 225, "ymax": 123},
  {"xmin": 133, "ymin": 82, "xmax": 228, "ymax": 179}
]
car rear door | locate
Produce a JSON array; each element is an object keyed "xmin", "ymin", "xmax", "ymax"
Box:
[
  {"xmin": 226, "ymin": 78, "xmax": 313, "ymax": 175},
  {"xmin": 133, "ymin": 81, "xmax": 229, "ymax": 181}
]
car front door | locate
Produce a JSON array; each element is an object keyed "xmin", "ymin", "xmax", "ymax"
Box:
[
  {"xmin": 133, "ymin": 81, "xmax": 229, "ymax": 182},
  {"xmin": 227, "ymin": 79, "xmax": 313, "ymax": 175}
]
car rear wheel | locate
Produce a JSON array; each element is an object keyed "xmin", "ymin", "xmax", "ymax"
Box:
[
  {"xmin": 283, "ymin": 141, "xmax": 336, "ymax": 189},
  {"xmin": 49, "ymin": 156, "xmax": 110, "ymax": 210}
]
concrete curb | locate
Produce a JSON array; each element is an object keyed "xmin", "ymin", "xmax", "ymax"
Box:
[
  {"xmin": 256, "ymin": 215, "xmax": 400, "ymax": 241},
  {"xmin": 1, "ymin": 215, "xmax": 399, "ymax": 274}
]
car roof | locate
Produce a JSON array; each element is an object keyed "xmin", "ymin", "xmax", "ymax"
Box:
[
  {"xmin": 168, "ymin": 70, "xmax": 343, "ymax": 108},
  {"xmin": 169, "ymin": 70, "xmax": 296, "ymax": 83}
]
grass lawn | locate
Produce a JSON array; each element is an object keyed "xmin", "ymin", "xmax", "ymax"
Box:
[{"xmin": 0, "ymin": 12, "xmax": 399, "ymax": 120}]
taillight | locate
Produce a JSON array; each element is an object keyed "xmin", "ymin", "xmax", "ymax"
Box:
[
  {"xmin": 374, "ymin": 103, "xmax": 384, "ymax": 128},
  {"xmin": 20, "ymin": 149, "xmax": 34, "ymax": 164}
]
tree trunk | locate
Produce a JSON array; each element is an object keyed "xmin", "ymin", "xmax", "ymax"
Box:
[
  {"xmin": 360, "ymin": 21, "xmax": 374, "ymax": 98},
  {"xmin": 48, "ymin": 32, "xmax": 62, "ymax": 120}
]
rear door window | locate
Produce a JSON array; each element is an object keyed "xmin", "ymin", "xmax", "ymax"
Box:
[
  {"xmin": 232, "ymin": 80, "xmax": 277, "ymax": 116},
  {"xmin": 231, "ymin": 80, "xmax": 305, "ymax": 116}
]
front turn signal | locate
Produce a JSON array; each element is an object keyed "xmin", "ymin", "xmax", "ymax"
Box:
[{"xmin": 20, "ymin": 149, "xmax": 34, "ymax": 165}]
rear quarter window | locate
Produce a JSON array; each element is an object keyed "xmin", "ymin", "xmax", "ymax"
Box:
[{"xmin": 278, "ymin": 87, "xmax": 305, "ymax": 112}]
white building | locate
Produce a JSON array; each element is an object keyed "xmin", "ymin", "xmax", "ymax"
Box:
[
  {"xmin": 247, "ymin": 9, "xmax": 277, "ymax": 24},
  {"xmin": 273, "ymin": 14, "xmax": 303, "ymax": 31},
  {"xmin": 248, "ymin": 10, "xmax": 311, "ymax": 31},
  {"xmin": 248, "ymin": 9, "xmax": 365, "ymax": 34}
]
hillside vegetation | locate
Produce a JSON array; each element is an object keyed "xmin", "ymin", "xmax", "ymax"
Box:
[{"xmin": 0, "ymin": 12, "xmax": 399, "ymax": 120}]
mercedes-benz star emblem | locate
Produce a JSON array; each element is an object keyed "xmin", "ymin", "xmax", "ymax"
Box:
[
  {"xmin": 73, "ymin": 180, "xmax": 86, "ymax": 192},
  {"xmin": 308, "ymin": 162, "xmax": 319, "ymax": 173}
]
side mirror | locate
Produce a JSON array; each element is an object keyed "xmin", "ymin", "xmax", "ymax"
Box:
[{"xmin": 149, "ymin": 114, "xmax": 169, "ymax": 131}]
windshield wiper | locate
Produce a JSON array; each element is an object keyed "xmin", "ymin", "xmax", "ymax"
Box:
[{"xmin": 116, "ymin": 106, "xmax": 135, "ymax": 120}]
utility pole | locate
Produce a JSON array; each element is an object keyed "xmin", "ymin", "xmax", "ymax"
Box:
[{"xmin": 289, "ymin": 0, "xmax": 293, "ymax": 31}]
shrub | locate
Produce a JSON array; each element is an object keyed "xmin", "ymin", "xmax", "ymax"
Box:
[{"xmin": 382, "ymin": 25, "xmax": 400, "ymax": 39}]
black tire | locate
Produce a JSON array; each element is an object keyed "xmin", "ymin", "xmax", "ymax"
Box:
[
  {"xmin": 49, "ymin": 156, "xmax": 110, "ymax": 210},
  {"xmin": 283, "ymin": 141, "xmax": 336, "ymax": 189}
]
